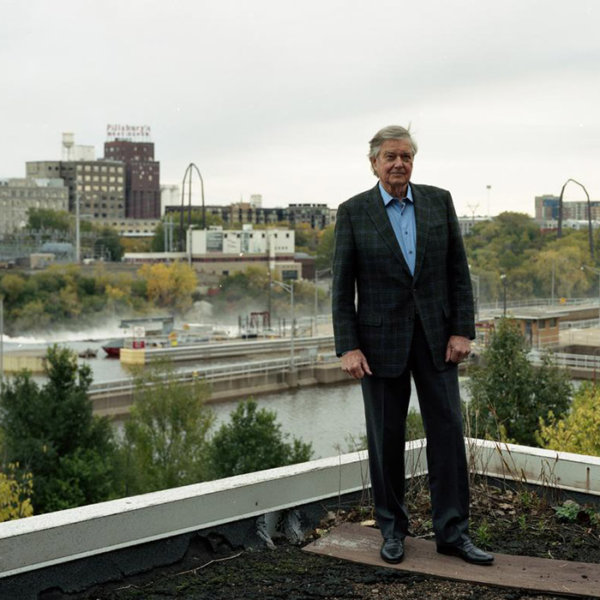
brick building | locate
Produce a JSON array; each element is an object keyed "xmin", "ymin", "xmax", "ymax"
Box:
[{"xmin": 104, "ymin": 140, "xmax": 160, "ymax": 219}]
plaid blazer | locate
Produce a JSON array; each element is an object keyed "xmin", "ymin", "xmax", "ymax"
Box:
[{"xmin": 332, "ymin": 183, "xmax": 475, "ymax": 376}]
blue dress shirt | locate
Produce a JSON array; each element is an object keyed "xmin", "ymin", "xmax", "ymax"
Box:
[{"xmin": 379, "ymin": 182, "xmax": 416, "ymax": 275}]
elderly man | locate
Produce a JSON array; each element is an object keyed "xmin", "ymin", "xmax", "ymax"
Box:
[{"xmin": 332, "ymin": 125, "xmax": 492, "ymax": 566}]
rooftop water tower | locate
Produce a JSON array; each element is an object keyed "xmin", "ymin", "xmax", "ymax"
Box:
[{"xmin": 62, "ymin": 132, "xmax": 75, "ymax": 161}]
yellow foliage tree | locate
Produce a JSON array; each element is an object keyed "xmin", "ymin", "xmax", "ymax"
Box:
[
  {"xmin": 105, "ymin": 284, "xmax": 129, "ymax": 302},
  {"xmin": 538, "ymin": 383, "xmax": 600, "ymax": 456},
  {"xmin": 0, "ymin": 464, "xmax": 34, "ymax": 522},
  {"xmin": 58, "ymin": 283, "xmax": 82, "ymax": 317},
  {"xmin": 138, "ymin": 262, "xmax": 197, "ymax": 312}
]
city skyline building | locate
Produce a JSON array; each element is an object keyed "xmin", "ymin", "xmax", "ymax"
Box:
[
  {"xmin": 26, "ymin": 159, "xmax": 126, "ymax": 220},
  {"xmin": 535, "ymin": 194, "xmax": 600, "ymax": 222},
  {"xmin": 163, "ymin": 200, "xmax": 335, "ymax": 230},
  {"xmin": 104, "ymin": 134, "xmax": 160, "ymax": 219},
  {"xmin": 123, "ymin": 224, "xmax": 300, "ymax": 280},
  {"xmin": 0, "ymin": 177, "xmax": 68, "ymax": 235}
]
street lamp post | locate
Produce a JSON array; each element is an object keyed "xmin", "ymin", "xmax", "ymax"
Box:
[
  {"xmin": 313, "ymin": 267, "xmax": 331, "ymax": 336},
  {"xmin": 187, "ymin": 225, "xmax": 196, "ymax": 266},
  {"xmin": 469, "ymin": 267, "xmax": 480, "ymax": 322},
  {"xmin": 500, "ymin": 274, "xmax": 507, "ymax": 317},
  {"xmin": 75, "ymin": 188, "xmax": 81, "ymax": 263},
  {"xmin": 271, "ymin": 279, "xmax": 295, "ymax": 370}
]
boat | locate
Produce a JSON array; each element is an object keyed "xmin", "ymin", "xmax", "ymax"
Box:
[
  {"xmin": 78, "ymin": 348, "xmax": 98, "ymax": 359},
  {"xmin": 101, "ymin": 338, "xmax": 125, "ymax": 358}
]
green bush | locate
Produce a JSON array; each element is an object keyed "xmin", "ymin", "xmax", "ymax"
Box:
[
  {"xmin": 208, "ymin": 399, "xmax": 313, "ymax": 478},
  {"xmin": 467, "ymin": 318, "xmax": 572, "ymax": 446}
]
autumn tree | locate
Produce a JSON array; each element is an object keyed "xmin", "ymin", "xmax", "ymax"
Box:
[
  {"xmin": 316, "ymin": 224, "xmax": 335, "ymax": 270},
  {"xmin": 138, "ymin": 261, "xmax": 197, "ymax": 312},
  {"xmin": 218, "ymin": 267, "xmax": 270, "ymax": 307},
  {"xmin": 207, "ymin": 399, "xmax": 313, "ymax": 478},
  {"xmin": 0, "ymin": 464, "xmax": 34, "ymax": 522},
  {"xmin": 294, "ymin": 222, "xmax": 320, "ymax": 254},
  {"xmin": 467, "ymin": 318, "xmax": 572, "ymax": 447},
  {"xmin": 0, "ymin": 346, "xmax": 117, "ymax": 513},
  {"xmin": 465, "ymin": 212, "xmax": 543, "ymax": 273},
  {"xmin": 119, "ymin": 360, "xmax": 215, "ymax": 495},
  {"xmin": 530, "ymin": 245, "xmax": 588, "ymax": 299},
  {"xmin": 538, "ymin": 383, "xmax": 600, "ymax": 456}
]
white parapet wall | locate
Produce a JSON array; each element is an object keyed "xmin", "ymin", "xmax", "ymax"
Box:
[
  {"xmin": 1, "ymin": 439, "xmax": 599, "ymax": 579},
  {"xmin": 468, "ymin": 438, "xmax": 600, "ymax": 495}
]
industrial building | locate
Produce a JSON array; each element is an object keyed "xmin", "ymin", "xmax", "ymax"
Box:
[
  {"xmin": 0, "ymin": 177, "xmax": 68, "ymax": 235},
  {"xmin": 104, "ymin": 132, "xmax": 161, "ymax": 219}
]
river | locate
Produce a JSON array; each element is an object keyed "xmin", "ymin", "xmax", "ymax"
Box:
[{"xmin": 2, "ymin": 332, "xmax": 469, "ymax": 459}]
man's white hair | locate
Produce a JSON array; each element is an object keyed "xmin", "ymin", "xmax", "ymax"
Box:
[{"xmin": 368, "ymin": 125, "xmax": 418, "ymax": 162}]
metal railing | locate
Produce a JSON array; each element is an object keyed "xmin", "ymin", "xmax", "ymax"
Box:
[
  {"xmin": 559, "ymin": 318, "xmax": 600, "ymax": 330},
  {"xmin": 141, "ymin": 335, "xmax": 334, "ymax": 361},
  {"xmin": 529, "ymin": 351, "xmax": 600, "ymax": 371},
  {"xmin": 89, "ymin": 352, "xmax": 339, "ymax": 396},
  {"xmin": 479, "ymin": 297, "xmax": 599, "ymax": 311}
]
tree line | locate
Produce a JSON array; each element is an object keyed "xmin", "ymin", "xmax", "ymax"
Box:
[
  {"xmin": 5, "ymin": 210, "xmax": 600, "ymax": 335},
  {"xmin": 0, "ymin": 262, "xmax": 197, "ymax": 334},
  {"xmin": 465, "ymin": 212, "xmax": 600, "ymax": 304},
  {"xmin": 0, "ymin": 262, "xmax": 330, "ymax": 336}
]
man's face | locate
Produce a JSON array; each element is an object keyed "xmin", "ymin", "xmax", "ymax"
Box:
[{"xmin": 371, "ymin": 138, "xmax": 414, "ymax": 196}]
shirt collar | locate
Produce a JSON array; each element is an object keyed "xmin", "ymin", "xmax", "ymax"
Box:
[{"xmin": 379, "ymin": 182, "xmax": 413, "ymax": 207}]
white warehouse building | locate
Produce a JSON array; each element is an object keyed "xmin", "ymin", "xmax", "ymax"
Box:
[{"xmin": 189, "ymin": 225, "xmax": 295, "ymax": 255}]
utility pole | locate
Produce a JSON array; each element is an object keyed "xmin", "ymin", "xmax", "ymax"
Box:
[{"xmin": 75, "ymin": 189, "xmax": 81, "ymax": 263}]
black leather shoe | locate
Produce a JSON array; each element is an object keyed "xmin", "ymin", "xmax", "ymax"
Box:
[
  {"xmin": 380, "ymin": 538, "xmax": 404, "ymax": 564},
  {"xmin": 437, "ymin": 538, "xmax": 493, "ymax": 565}
]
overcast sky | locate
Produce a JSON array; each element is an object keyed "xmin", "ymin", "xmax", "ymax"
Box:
[{"xmin": 2, "ymin": 0, "xmax": 599, "ymax": 217}]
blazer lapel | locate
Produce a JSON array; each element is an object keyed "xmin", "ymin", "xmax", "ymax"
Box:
[
  {"xmin": 365, "ymin": 184, "xmax": 412, "ymax": 276},
  {"xmin": 412, "ymin": 184, "xmax": 430, "ymax": 281}
]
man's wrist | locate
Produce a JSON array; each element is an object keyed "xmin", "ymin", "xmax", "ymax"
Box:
[{"xmin": 340, "ymin": 349, "xmax": 358, "ymax": 357}]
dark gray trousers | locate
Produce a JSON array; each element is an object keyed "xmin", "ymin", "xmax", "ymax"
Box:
[{"xmin": 360, "ymin": 318, "xmax": 470, "ymax": 545}]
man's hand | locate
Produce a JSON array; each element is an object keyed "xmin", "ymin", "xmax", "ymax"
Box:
[
  {"xmin": 341, "ymin": 349, "xmax": 373, "ymax": 379},
  {"xmin": 445, "ymin": 335, "xmax": 471, "ymax": 363}
]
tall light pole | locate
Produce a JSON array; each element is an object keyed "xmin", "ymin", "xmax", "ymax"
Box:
[
  {"xmin": 551, "ymin": 260, "xmax": 556, "ymax": 305},
  {"xmin": 187, "ymin": 225, "xmax": 196, "ymax": 266},
  {"xmin": 581, "ymin": 265, "xmax": 600, "ymax": 326},
  {"xmin": 500, "ymin": 273, "xmax": 507, "ymax": 317},
  {"xmin": 469, "ymin": 268, "xmax": 480, "ymax": 322},
  {"xmin": 313, "ymin": 267, "xmax": 331, "ymax": 336},
  {"xmin": 271, "ymin": 279, "xmax": 295, "ymax": 370},
  {"xmin": 75, "ymin": 187, "xmax": 81, "ymax": 263}
]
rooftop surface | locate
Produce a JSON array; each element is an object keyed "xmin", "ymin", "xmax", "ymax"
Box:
[
  {"xmin": 2, "ymin": 441, "xmax": 600, "ymax": 599},
  {"xmin": 66, "ymin": 483, "xmax": 600, "ymax": 600}
]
